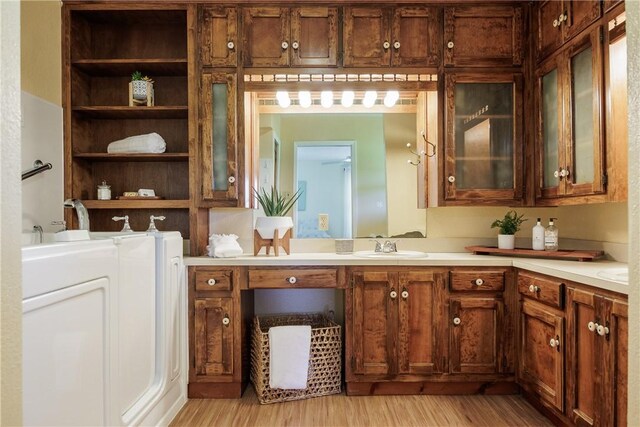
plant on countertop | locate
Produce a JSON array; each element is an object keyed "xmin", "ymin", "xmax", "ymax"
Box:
[
  {"xmin": 131, "ymin": 71, "xmax": 154, "ymax": 84},
  {"xmin": 491, "ymin": 210, "xmax": 527, "ymax": 235},
  {"xmin": 254, "ymin": 186, "xmax": 303, "ymax": 217}
]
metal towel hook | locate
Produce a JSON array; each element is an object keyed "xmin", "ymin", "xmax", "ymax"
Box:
[{"xmin": 407, "ymin": 131, "xmax": 436, "ymax": 166}]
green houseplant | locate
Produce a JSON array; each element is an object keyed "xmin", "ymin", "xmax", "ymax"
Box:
[
  {"xmin": 491, "ymin": 210, "xmax": 527, "ymax": 249},
  {"xmin": 130, "ymin": 71, "xmax": 154, "ymax": 102},
  {"xmin": 253, "ymin": 186, "xmax": 303, "ymax": 240}
]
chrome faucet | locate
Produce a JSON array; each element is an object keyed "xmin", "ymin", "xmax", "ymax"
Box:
[
  {"xmin": 32, "ymin": 225, "xmax": 43, "ymax": 244},
  {"xmin": 373, "ymin": 239, "xmax": 397, "ymax": 253},
  {"xmin": 63, "ymin": 199, "xmax": 90, "ymax": 230}
]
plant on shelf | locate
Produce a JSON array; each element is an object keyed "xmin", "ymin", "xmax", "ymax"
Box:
[
  {"xmin": 130, "ymin": 71, "xmax": 155, "ymax": 106},
  {"xmin": 491, "ymin": 210, "xmax": 527, "ymax": 250},
  {"xmin": 253, "ymin": 186, "xmax": 303, "ymax": 251}
]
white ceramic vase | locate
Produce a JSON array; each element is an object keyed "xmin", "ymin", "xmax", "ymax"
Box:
[
  {"xmin": 498, "ymin": 234, "xmax": 515, "ymax": 250},
  {"xmin": 255, "ymin": 216, "xmax": 293, "ymax": 239},
  {"xmin": 132, "ymin": 80, "xmax": 149, "ymax": 100}
]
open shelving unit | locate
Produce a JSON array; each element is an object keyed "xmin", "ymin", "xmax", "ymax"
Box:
[{"xmin": 63, "ymin": 5, "xmax": 192, "ymax": 237}]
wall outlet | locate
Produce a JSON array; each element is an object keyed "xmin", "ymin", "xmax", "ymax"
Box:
[{"xmin": 318, "ymin": 213, "xmax": 329, "ymax": 231}]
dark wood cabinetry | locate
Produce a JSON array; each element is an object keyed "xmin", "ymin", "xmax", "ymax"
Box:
[
  {"xmin": 199, "ymin": 6, "xmax": 237, "ymax": 67},
  {"xmin": 343, "ymin": 6, "xmax": 439, "ymax": 68},
  {"xmin": 193, "ymin": 297, "xmax": 234, "ymax": 377},
  {"xmin": 444, "ymin": 5, "xmax": 523, "ymax": 68},
  {"xmin": 243, "ymin": 6, "xmax": 338, "ymax": 67}
]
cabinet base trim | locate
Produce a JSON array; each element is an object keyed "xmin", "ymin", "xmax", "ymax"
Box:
[
  {"xmin": 521, "ymin": 390, "xmax": 570, "ymax": 427},
  {"xmin": 188, "ymin": 381, "xmax": 247, "ymax": 399},
  {"xmin": 346, "ymin": 381, "xmax": 518, "ymax": 396}
]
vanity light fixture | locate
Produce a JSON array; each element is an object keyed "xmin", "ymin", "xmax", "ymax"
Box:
[
  {"xmin": 320, "ymin": 90, "xmax": 333, "ymax": 108},
  {"xmin": 363, "ymin": 90, "xmax": 377, "ymax": 108},
  {"xmin": 341, "ymin": 90, "xmax": 355, "ymax": 108},
  {"xmin": 298, "ymin": 90, "xmax": 312, "ymax": 108},
  {"xmin": 276, "ymin": 91, "xmax": 291, "ymax": 108},
  {"xmin": 383, "ymin": 90, "xmax": 400, "ymax": 107}
]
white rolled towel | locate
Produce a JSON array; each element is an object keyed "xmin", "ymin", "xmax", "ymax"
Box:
[{"xmin": 107, "ymin": 132, "xmax": 166, "ymax": 154}]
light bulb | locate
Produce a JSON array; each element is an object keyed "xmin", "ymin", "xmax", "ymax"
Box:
[
  {"xmin": 298, "ymin": 91, "xmax": 312, "ymax": 108},
  {"xmin": 276, "ymin": 91, "xmax": 290, "ymax": 108},
  {"xmin": 384, "ymin": 90, "xmax": 399, "ymax": 107},
  {"xmin": 320, "ymin": 90, "xmax": 333, "ymax": 108},
  {"xmin": 341, "ymin": 90, "xmax": 355, "ymax": 108},
  {"xmin": 363, "ymin": 90, "xmax": 377, "ymax": 108}
]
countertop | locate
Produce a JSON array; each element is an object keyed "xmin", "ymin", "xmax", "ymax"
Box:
[{"xmin": 185, "ymin": 252, "xmax": 629, "ymax": 295}]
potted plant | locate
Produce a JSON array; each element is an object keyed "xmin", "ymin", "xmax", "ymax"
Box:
[
  {"xmin": 130, "ymin": 71, "xmax": 154, "ymax": 105},
  {"xmin": 253, "ymin": 186, "xmax": 303, "ymax": 239},
  {"xmin": 491, "ymin": 210, "xmax": 527, "ymax": 250}
]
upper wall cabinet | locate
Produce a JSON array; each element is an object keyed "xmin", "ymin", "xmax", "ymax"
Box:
[
  {"xmin": 199, "ymin": 6, "xmax": 237, "ymax": 68},
  {"xmin": 242, "ymin": 7, "xmax": 338, "ymax": 67},
  {"xmin": 443, "ymin": 6, "xmax": 523, "ymax": 68},
  {"xmin": 535, "ymin": 28, "xmax": 604, "ymax": 202},
  {"xmin": 343, "ymin": 6, "xmax": 440, "ymax": 68},
  {"xmin": 443, "ymin": 73, "xmax": 523, "ymax": 205},
  {"xmin": 535, "ymin": 0, "xmax": 601, "ymax": 62}
]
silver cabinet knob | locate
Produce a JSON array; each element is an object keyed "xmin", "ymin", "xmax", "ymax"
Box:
[
  {"xmin": 228, "ymin": 176, "xmax": 236, "ymax": 184},
  {"xmin": 448, "ymin": 176, "xmax": 455, "ymax": 183},
  {"xmin": 393, "ymin": 41, "xmax": 400, "ymax": 49},
  {"xmin": 597, "ymin": 324, "xmax": 610, "ymax": 336},
  {"xmin": 475, "ymin": 278, "xmax": 484, "ymax": 286},
  {"xmin": 453, "ymin": 317, "xmax": 461, "ymax": 325},
  {"xmin": 292, "ymin": 41, "xmax": 299, "ymax": 50},
  {"xmin": 390, "ymin": 289, "xmax": 397, "ymax": 299},
  {"xmin": 207, "ymin": 278, "xmax": 217, "ymax": 286},
  {"xmin": 529, "ymin": 284, "xmax": 540, "ymax": 293},
  {"xmin": 447, "ymin": 41, "xmax": 454, "ymax": 49},
  {"xmin": 281, "ymin": 41, "xmax": 289, "ymax": 50},
  {"xmin": 588, "ymin": 321, "xmax": 596, "ymax": 332},
  {"xmin": 287, "ymin": 276, "xmax": 297, "ymax": 284},
  {"xmin": 401, "ymin": 290, "xmax": 409, "ymax": 299},
  {"xmin": 549, "ymin": 337, "xmax": 560, "ymax": 348},
  {"xmin": 222, "ymin": 315, "xmax": 230, "ymax": 326},
  {"xmin": 382, "ymin": 41, "xmax": 390, "ymax": 50},
  {"xmin": 227, "ymin": 41, "xmax": 235, "ymax": 50}
]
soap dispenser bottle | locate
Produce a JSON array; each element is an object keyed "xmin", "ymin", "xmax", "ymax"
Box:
[
  {"xmin": 532, "ymin": 218, "xmax": 545, "ymax": 251},
  {"xmin": 544, "ymin": 218, "xmax": 559, "ymax": 251}
]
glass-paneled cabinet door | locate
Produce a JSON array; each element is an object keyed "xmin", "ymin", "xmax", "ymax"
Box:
[
  {"xmin": 200, "ymin": 73, "xmax": 237, "ymax": 203},
  {"xmin": 444, "ymin": 73, "xmax": 523, "ymax": 204}
]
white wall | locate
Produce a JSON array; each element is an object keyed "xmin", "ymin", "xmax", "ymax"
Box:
[
  {"xmin": 21, "ymin": 91, "xmax": 63, "ymax": 233},
  {"xmin": 0, "ymin": 1, "xmax": 23, "ymax": 425}
]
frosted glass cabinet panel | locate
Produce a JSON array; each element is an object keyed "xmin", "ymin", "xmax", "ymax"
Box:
[
  {"xmin": 444, "ymin": 73, "xmax": 523, "ymax": 204},
  {"xmin": 535, "ymin": 27, "xmax": 604, "ymax": 201},
  {"xmin": 200, "ymin": 73, "xmax": 238, "ymax": 204}
]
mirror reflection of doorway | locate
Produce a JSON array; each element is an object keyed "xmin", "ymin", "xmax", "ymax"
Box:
[{"xmin": 294, "ymin": 142, "xmax": 354, "ymax": 238}]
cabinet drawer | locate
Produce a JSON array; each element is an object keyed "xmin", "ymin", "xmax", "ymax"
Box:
[
  {"xmin": 248, "ymin": 268, "xmax": 337, "ymax": 289},
  {"xmin": 518, "ymin": 271, "xmax": 563, "ymax": 309},
  {"xmin": 194, "ymin": 269, "xmax": 233, "ymax": 292},
  {"xmin": 450, "ymin": 270, "xmax": 505, "ymax": 292}
]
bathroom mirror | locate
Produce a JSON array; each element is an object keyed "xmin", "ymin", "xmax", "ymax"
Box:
[{"xmin": 252, "ymin": 90, "xmax": 437, "ymax": 239}]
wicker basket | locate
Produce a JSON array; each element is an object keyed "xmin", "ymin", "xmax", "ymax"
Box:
[{"xmin": 250, "ymin": 313, "xmax": 342, "ymax": 404}]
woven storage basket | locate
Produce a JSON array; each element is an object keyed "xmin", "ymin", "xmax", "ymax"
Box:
[{"xmin": 251, "ymin": 313, "xmax": 342, "ymax": 404}]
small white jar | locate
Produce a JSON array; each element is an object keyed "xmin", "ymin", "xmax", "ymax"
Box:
[{"xmin": 97, "ymin": 180, "xmax": 111, "ymax": 200}]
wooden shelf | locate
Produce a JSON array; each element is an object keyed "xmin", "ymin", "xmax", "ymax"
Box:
[
  {"xmin": 73, "ymin": 153, "xmax": 189, "ymax": 162},
  {"xmin": 72, "ymin": 59, "xmax": 188, "ymax": 76},
  {"xmin": 83, "ymin": 199, "xmax": 189, "ymax": 209},
  {"xmin": 465, "ymin": 246, "xmax": 605, "ymax": 262},
  {"xmin": 73, "ymin": 106, "xmax": 188, "ymax": 119}
]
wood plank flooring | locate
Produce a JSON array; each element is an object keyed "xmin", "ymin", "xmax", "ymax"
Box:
[{"xmin": 170, "ymin": 387, "xmax": 552, "ymax": 427}]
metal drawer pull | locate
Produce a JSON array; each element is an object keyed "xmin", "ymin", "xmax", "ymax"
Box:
[
  {"xmin": 207, "ymin": 278, "xmax": 217, "ymax": 286},
  {"xmin": 287, "ymin": 276, "xmax": 297, "ymax": 284},
  {"xmin": 390, "ymin": 289, "xmax": 397, "ymax": 299},
  {"xmin": 529, "ymin": 284, "xmax": 540, "ymax": 293},
  {"xmin": 453, "ymin": 317, "xmax": 461, "ymax": 325},
  {"xmin": 587, "ymin": 321, "xmax": 596, "ymax": 332},
  {"xmin": 222, "ymin": 315, "xmax": 230, "ymax": 326},
  {"xmin": 475, "ymin": 278, "xmax": 484, "ymax": 286}
]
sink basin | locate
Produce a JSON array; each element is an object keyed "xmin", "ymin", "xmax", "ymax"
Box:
[
  {"xmin": 597, "ymin": 267, "xmax": 629, "ymax": 283},
  {"xmin": 353, "ymin": 250, "xmax": 428, "ymax": 259}
]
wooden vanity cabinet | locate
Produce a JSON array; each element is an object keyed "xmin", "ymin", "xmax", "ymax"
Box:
[
  {"xmin": 242, "ymin": 6, "xmax": 338, "ymax": 67},
  {"xmin": 343, "ymin": 6, "xmax": 440, "ymax": 68},
  {"xmin": 199, "ymin": 6, "xmax": 237, "ymax": 68},
  {"xmin": 444, "ymin": 5, "xmax": 523, "ymax": 68}
]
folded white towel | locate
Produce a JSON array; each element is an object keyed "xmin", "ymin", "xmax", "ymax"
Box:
[
  {"xmin": 107, "ymin": 132, "xmax": 166, "ymax": 154},
  {"xmin": 207, "ymin": 234, "xmax": 243, "ymax": 258},
  {"xmin": 269, "ymin": 325, "xmax": 311, "ymax": 390}
]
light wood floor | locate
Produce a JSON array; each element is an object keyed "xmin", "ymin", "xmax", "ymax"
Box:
[{"xmin": 170, "ymin": 387, "xmax": 552, "ymax": 427}]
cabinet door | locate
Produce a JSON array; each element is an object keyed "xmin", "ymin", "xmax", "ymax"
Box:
[
  {"xmin": 519, "ymin": 300, "xmax": 564, "ymax": 412},
  {"xmin": 563, "ymin": 28, "xmax": 605, "ymax": 197},
  {"xmin": 444, "ymin": 73, "xmax": 523, "ymax": 204},
  {"xmin": 397, "ymin": 271, "xmax": 443, "ymax": 375},
  {"xmin": 536, "ymin": 0, "xmax": 564, "ymax": 62},
  {"xmin": 444, "ymin": 6, "xmax": 523, "ymax": 67},
  {"xmin": 243, "ymin": 7, "xmax": 290, "ymax": 67},
  {"xmin": 351, "ymin": 271, "xmax": 396, "ymax": 377},
  {"xmin": 450, "ymin": 298, "xmax": 503, "ymax": 374},
  {"xmin": 199, "ymin": 6, "xmax": 237, "ymax": 67},
  {"xmin": 343, "ymin": 7, "xmax": 391, "ymax": 67},
  {"xmin": 606, "ymin": 299, "xmax": 628, "ymax": 427},
  {"xmin": 566, "ymin": 287, "xmax": 599, "ymax": 426},
  {"xmin": 200, "ymin": 73, "xmax": 237, "ymax": 203},
  {"xmin": 290, "ymin": 7, "xmax": 338, "ymax": 67},
  {"xmin": 391, "ymin": 7, "xmax": 440, "ymax": 67},
  {"xmin": 194, "ymin": 298, "xmax": 234, "ymax": 377},
  {"xmin": 562, "ymin": 0, "xmax": 601, "ymax": 42}
]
